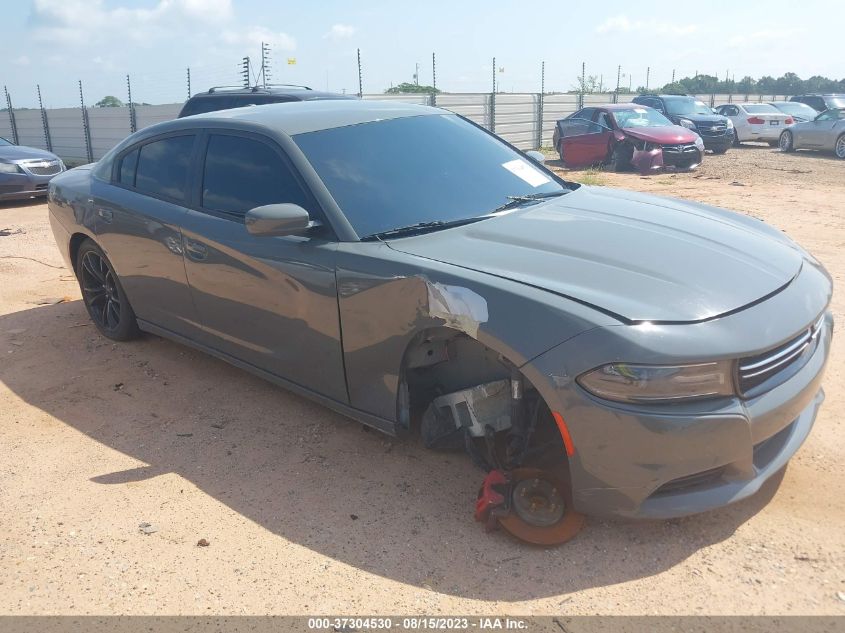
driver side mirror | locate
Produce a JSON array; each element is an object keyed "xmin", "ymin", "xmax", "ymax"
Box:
[
  {"xmin": 245, "ymin": 203, "xmax": 314, "ymax": 237},
  {"xmin": 525, "ymin": 150, "xmax": 546, "ymax": 164}
]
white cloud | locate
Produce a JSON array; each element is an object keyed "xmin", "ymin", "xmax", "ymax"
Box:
[
  {"xmin": 324, "ymin": 24, "xmax": 356, "ymax": 40},
  {"xmin": 29, "ymin": 0, "xmax": 233, "ymax": 45},
  {"xmin": 221, "ymin": 26, "xmax": 296, "ymax": 51},
  {"xmin": 596, "ymin": 14, "xmax": 697, "ymax": 36},
  {"xmin": 727, "ymin": 28, "xmax": 802, "ymax": 47}
]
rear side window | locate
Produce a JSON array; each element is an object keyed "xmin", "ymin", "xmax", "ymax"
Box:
[
  {"xmin": 201, "ymin": 134, "xmax": 310, "ymax": 217},
  {"xmin": 134, "ymin": 135, "xmax": 195, "ymax": 202},
  {"xmin": 118, "ymin": 148, "xmax": 139, "ymax": 186}
]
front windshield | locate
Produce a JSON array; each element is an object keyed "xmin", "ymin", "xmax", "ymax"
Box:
[
  {"xmin": 773, "ymin": 102, "xmax": 817, "ymax": 117},
  {"xmin": 612, "ymin": 107, "xmax": 673, "ymax": 128},
  {"xmin": 0, "ymin": 137, "xmax": 12, "ymax": 146},
  {"xmin": 294, "ymin": 114, "xmax": 566, "ymax": 238},
  {"xmin": 665, "ymin": 98, "xmax": 713, "ymax": 116}
]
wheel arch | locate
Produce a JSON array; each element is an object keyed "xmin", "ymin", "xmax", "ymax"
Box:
[
  {"xmin": 68, "ymin": 231, "xmax": 94, "ymax": 276},
  {"xmin": 398, "ymin": 325, "xmax": 570, "ymax": 444}
]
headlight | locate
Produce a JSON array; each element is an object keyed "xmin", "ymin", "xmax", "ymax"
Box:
[
  {"xmin": 0, "ymin": 162, "xmax": 24, "ymax": 174},
  {"xmin": 577, "ymin": 361, "xmax": 735, "ymax": 403},
  {"xmin": 725, "ymin": 118, "xmax": 734, "ymax": 129},
  {"xmin": 694, "ymin": 136, "xmax": 705, "ymax": 150},
  {"xmin": 678, "ymin": 118, "xmax": 697, "ymax": 130}
]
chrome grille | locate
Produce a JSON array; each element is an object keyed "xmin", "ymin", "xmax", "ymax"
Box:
[
  {"xmin": 738, "ymin": 316, "xmax": 825, "ymax": 395},
  {"xmin": 23, "ymin": 160, "xmax": 62, "ymax": 176},
  {"xmin": 662, "ymin": 144, "xmax": 699, "ymax": 154},
  {"xmin": 696, "ymin": 124, "xmax": 728, "ymax": 136}
]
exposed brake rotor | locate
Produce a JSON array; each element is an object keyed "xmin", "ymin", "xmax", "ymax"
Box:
[{"xmin": 476, "ymin": 468, "xmax": 585, "ymax": 546}]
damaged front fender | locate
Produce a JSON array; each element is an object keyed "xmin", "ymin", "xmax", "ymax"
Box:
[{"xmin": 335, "ymin": 242, "xmax": 618, "ymax": 431}]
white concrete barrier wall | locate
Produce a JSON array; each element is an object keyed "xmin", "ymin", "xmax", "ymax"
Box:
[
  {"xmin": 7, "ymin": 94, "xmax": 797, "ymax": 163},
  {"xmin": 0, "ymin": 113, "xmax": 13, "ymax": 142},
  {"xmin": 13, "ymin": 110, "xmax": 46, "ymax": 151},
  {"xmin": 87, "ymin": 107, "xmax": 132, "ymax": 160},
  {"xmin": 46, "ymin": 108, "xmax": 88, "ymax": 163}
]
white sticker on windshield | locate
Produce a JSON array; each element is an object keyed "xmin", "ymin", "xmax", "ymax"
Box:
[
  {"xmin": 634, "ymin": 108, "xmax": 647, "ymax": 113},
  {"xmin": 501, "ymin": 159, "xmax": 551, "ymax": 187}
]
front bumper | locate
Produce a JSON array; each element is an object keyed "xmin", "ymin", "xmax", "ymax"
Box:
[
  {"xmin": 524, "ymin": 262, "xmax": 833, "ymax": 519},
  {"xmin": 700, "ymin": 134, "xmax": 733, "ymax": 151},
  {"xmin": 0, "ymin": 170, "xmax": 58, "ymax": 201}
]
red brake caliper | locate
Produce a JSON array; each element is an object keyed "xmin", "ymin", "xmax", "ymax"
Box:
[{"xmin": 474, "ymin": 469, "xmax": 509, "ymax": 532}]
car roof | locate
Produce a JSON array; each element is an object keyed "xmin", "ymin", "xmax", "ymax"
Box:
[
  {"xmin": 186, "ymin": 99, "xmax": 445, "ymax": 135},
  {"xmin": 596, "ymin": 103, "xmax": 655, "ymax": 111},
  {"xmin": 187, "ymin": 87, "xmax": 353, "ymax": 101}
]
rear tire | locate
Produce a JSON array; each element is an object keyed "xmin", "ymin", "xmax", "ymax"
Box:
[
  {"xmin": 835, "ymin": 133, "xmax": 845, "ymax": 159},
  {"xmin": 76, "ymin": 239, "xmax": 140, "ymax": 341},
  {"xmin": 712, "ymin": 148, "xmax": 729, "ymax": 155},
  {"xmin": 779, "ymin": 130, "xmax": 794, "ymax": 152}
]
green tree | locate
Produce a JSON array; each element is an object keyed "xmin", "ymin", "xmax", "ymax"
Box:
[
  {"xmin": 95, "ymin": 95, "xmax": 124, "ymax": 107},
  {"xmin": 385, "ymin": 82, "xmax": 440, "ymax": 94},
  {"xmin": 570, "ymin": 74, "xmax": 605, "ymax": 94}
]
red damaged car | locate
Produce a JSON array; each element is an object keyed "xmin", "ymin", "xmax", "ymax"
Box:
[{"xmin": 553, "ymin": 104, "xmax": 705, "ymax": 173}]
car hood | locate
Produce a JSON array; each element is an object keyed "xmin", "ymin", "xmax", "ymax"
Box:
[
  {"xmin": 622, "ymin": 126, "xmax": 698, "ymax": 144},
  {"xmin": 388, "ymin": 186, "xmax": 803, "ymax": 323},
  {"xmin": 0, "ymin": 145, "xmax": 59, "ymax": 162}
]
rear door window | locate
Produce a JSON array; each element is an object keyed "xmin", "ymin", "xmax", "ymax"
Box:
[
  {"xmin": 118, "ymin": 148, "xmax": 139, "ymax": 186},
  {"xmin": 200, "ymin": 133, "xmax": 312, "ymax": 218},
  {"xmin": 134, "ymin": 135, "xmax": 195, "ymax": 203}
]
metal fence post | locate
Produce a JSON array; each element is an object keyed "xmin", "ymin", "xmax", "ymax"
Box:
[
  {"xmin": 537, "ymin": 61, "xmax": 544, "ymax": 149},
  {"xmin": 37, "ymin": 84, "xmax": 52, "ymax": 152},
  {"xmin": 79, "ymin": 80, "xmax": 94, "ymax": 163},
  {"xmin": 579, "ymin": 62, "xmax": 585, "ymax": 110},
  {"xmin": 431, "ymin": 52, "xmax": 437, "ymax": 107},
  {"xmin": 357, "ymin": 48, "xmax": 363, "ymax": 98},
  {"xmin": 490, "ymin": 57, "xmax": 496, "ymax": 133},
  {"xmin": 127, "ymin": 74, "xmax": 137, "ymax": 133},
  {"xmin": 614, "ymin": 65, "xmax": 621, "ymax": 104},
  {"xmin": 4, "ymin": 86, "xmax": 19, "ymax": 145}
]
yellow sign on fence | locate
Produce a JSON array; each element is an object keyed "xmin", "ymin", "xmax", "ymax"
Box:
[{"xmin": 287, "ymin": 58, "xmax": 297, "ymax": 65}]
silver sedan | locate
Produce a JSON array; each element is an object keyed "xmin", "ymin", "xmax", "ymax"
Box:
[
  {"xmin": 779, "ymin": 108, "xmax": 845, "ymax": 159},
  {"xmin": 715, "ymin": 103, "xmax": 792, "ymax": 145},
  {"xmin": 0, "ymin": 137, "xmax": 66, "ymax": 201}
]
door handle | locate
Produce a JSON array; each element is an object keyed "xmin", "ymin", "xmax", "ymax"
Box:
[
  {"xmin": 184, "ymin": 239, "xmax": 208, "ymax": 261},
  {"xmin": 97, "ymin": 208, "xmax": 113, "ymax": 223}
]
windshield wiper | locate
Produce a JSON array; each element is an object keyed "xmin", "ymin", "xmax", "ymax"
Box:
[
  {"xmin": 493, "ymin": 189, "xmax": 568, "ymax": 213},
  {"xmin": 361, "ymin": 216, "xmax": 488, "ymax": 241}
]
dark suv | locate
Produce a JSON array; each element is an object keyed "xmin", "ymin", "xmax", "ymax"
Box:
[
  {"xmin": 632, "ymin": 94, "xmax": 733, "ymax": 153},
  {"xmin": 178, "ymin": 84, "xmax": 354, "ymax": 118},
  {"xmin": 789, "ymin": 94, "xmax": 845, "ymax": 113}
]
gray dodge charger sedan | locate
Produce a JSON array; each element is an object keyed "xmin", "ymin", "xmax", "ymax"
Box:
[{"xmin": 47, "ymin": 100, "xmax": 833, "ymax": 542}]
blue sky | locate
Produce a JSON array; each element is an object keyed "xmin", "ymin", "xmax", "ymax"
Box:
[{"xmin": 1, "ymin": 0, "xmax": 838, "ymax": 108}]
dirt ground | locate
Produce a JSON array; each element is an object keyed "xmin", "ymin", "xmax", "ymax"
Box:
[{"xmin": 1, "ymin": 144, "xmax": 843, "ymax": 616}]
